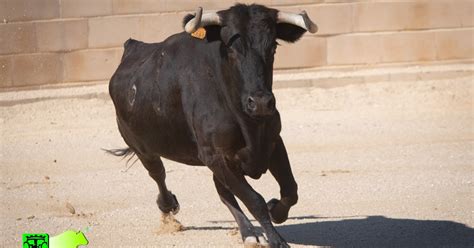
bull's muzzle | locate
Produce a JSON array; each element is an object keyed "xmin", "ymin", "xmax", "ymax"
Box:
[{"xmin": 246, "ymin": 93, "xmax": 276, "ymax": 117}]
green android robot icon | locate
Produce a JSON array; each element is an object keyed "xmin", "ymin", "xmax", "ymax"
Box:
[{"xmin": 50, "ymin": 230, "xmax": 88, "ymax": 248}]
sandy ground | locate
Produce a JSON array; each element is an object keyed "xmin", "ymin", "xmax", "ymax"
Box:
[{"xmin": 1, "ymin": 75, "xmax": 473, "ymax": 247}]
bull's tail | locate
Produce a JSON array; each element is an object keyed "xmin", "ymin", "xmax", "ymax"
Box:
[
  {"xmin": 102, "ymin": 147, "xmax": 139, "ymax": 171},
  {"xmin": 102, "ymin": 147, "xmax": 134, "ymax": 157}
]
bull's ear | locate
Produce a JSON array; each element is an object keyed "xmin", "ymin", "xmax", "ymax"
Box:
[{"xmin": 276, "ymin": 23, "xmax": 306, "ymax": 43}]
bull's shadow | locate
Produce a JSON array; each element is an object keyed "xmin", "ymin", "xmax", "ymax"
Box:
[{"xmin": 277, "ymin": 215, "xmax": 474, "ymax": 248}]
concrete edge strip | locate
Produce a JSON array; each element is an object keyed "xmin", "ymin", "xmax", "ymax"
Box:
[
  {"xmin": 273, "ymin": 63, "xmax": 474, "ymax": 81},
  {"xmin": 1, "ymin": 63, "xmax": 473, "ymax": 106}
]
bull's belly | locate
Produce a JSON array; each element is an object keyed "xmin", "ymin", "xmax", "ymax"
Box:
[{"xmin": 116, "ymin": 116, "xmax": 203, "ymax": 166}]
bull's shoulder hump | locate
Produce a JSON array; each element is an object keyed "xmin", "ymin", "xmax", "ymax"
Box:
[
  {"xmin": 123, "ymin": 39, "xmax": 161, "ymax": 54},
  {"xmin": 123, "ymin": 38, "xmax": 161, "ymax": 49},
  {"xmin": 161, "ymin": 32, "xmax": 206, "ymax": 48},
  {"xmin": 120, "ymin": 39, "xmax": 162, "ymax": 64},
  {"xmin": 124, "ymin": 38, "xmax": 138, "ymax": 48}
]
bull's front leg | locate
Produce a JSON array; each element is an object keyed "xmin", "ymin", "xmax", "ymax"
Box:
[
  {"xmin": 234, "ymin": 146, "xmax": 261, "ymax": 178},
  {"xmin": 234, "ymin": 123, "xmax": 264, "ymax": 179},
  {"xmin": 233, "ymin": 121, "xmax": 277, "ymax": 179},
  {"xmin": 267, "ymin": 136, "xmax": 298, "ymax": 224},
  {"xmin": 202, "ymin": 151, "xmax": 289, "ymax": 248}
]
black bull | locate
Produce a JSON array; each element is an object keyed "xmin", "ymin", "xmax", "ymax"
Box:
[{"xmin": 108, "ymin": 4, "xmax": 317, "ymax": 247}]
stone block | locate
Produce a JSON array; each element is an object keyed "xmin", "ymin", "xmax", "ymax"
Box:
[
  {"xmin": 11, "ymin": 53, "xmax": 62, "ymax": 86},
  {"xmin": 112, "ymin": 0, "xmax": 165, "ymax": 14},
  {"xmin": 60, "ymin": 0, "xmax": 112, "ymax": 18},
  {"xmin": 63, "ymin": 48, "xmax": 122, "ymax": 82},
  {"xmin": 113, "ymin": 0, "xmax": 245, "ymax": 13},
  {"xmin": 0, "ymin": 55, "xmax": 12, "ymax": 87},
  {"xmin": 0, "ymin": 23, "xmax": 37, "ymax": 55},
  {"xmin": 410, "ymin": 1, "xmax": 466, "ymax": 30},
  {"xmin": 141, "ymin": 13, "xmax": 183, "ymax": 43},
  {"xmin": 89, "ymin": 16, "xmax": 141, "ymax": 48},
  {"xmin": 280, "ymin": 3, "xmax": 352, "ymax": 35},
  {"xmin": 324, "ymin": 0, "xmax": 364, "ymax": 2},
  {"xmin": 327, "ymin": 34, "xmax": 383, "ymax": 65},
  {"xmin": 353, "ymin": 2, "xmax": 414, "ymax": 32},
  {"xmin": 36, "ymin": 20, "xmax": 88, "ymax": 52},
  {"xmin": 271, "ymin": 0, "xmax": 322, "ymax": 5},
  {"xmin": 353, "ymin": 1, "xmax": 466, "ymax": 32},
  {"xmin": 381, "ymin": 32, "xmax": 436, "ymax": 63},
  {"xmin": 460, "ymin": 1, "xmax": 474, "ymax": 27},
  {"xmin": 0, "ymin": 0, "xmax": 59, "ymax": 22},
  {"xmin": 165, "ymin": 0, "xmax": 234, "ymax": 12},
  {"xmin": 435, "ymin": 29, "xmax": 474, "ymax": 60},
  {"xmin": 110, "ymin": 0, "xmax": 320, "ymax": 17},
  {"xmin": 275, "ymin": 36, "xmax": 326, "ymax": 69}
]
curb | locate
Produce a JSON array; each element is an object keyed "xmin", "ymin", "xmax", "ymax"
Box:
[{"xmin": 1, "ymin": 63, "xmax": 472, "ymax": 106}]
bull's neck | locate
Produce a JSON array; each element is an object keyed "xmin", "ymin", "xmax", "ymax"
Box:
[{"xmin": 216, "ymin": 59, "xmax": 253, "ymax": 123}]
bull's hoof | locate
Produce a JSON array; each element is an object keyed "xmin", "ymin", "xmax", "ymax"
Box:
[
  {"xmin": 244, "ymin": 236, "xmax": 258, "ymax": 248},
  {"xmin": 170, "ymin": 194, "xmax": 180, "ymax": 214},
  {"xmin": 269, "ymin": 240, "xmax": 290, "ymax": 248},
  {"xmin": 244, "ymin": 236, "xmax": 269, "ymax": 248},
  {"xmin": 267, "ymin": 198, "xmax": 289, "ymax": 224},
  {"xmin": 157, "ymin": 192, "xmax": 180, "ymax": 215}
]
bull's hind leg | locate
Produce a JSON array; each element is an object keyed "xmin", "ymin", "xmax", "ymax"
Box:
[
  {"xmin": 213, "ymin": 176, "xmax": 268, "ymax": 247},
  {"xmin": 139, "ymin": 155, "xmax": 180, "ymax": 214},
  {"xmin": 267, "ymin": 136, "xmax": 298, "ymax": 224}
]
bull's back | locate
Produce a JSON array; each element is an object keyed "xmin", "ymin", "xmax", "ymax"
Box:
[
  {"xmin": 109, "ymin": 39, "xmax": 161, "ymax": 123},
  {"xmin": 109, "ymin": 37, "xmax": 201, "ymax": 165}
]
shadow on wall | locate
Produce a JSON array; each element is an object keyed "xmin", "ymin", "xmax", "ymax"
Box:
[{"xmin": 278, "ymin": 215, "xmax": 474, "ymax": 248}]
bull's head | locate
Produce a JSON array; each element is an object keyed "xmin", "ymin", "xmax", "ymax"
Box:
[{"xmin": 183, "ymin": 4, "xmax": 317, "ymax": 119}]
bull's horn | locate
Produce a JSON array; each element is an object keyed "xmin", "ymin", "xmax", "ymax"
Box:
[
  {"xmin": 184, "ymin": 7, "xmax": 222, "ymax": 33},
  {"xmin": 277, "ymin": 10, "xmax": 318, "ymax": 33}
]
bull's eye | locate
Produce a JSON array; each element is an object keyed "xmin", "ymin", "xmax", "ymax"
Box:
[{"xmin": 227, "ymin": 33, "xmax": 241, "ymax": 48}]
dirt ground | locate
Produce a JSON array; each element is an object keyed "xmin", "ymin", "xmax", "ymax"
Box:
[{"xmin": 1, "ymin": 75, "xmax": 473, "ymax": 247}]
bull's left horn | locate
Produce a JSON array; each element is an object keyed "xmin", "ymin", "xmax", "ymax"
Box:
[
  {"xmin": 184, "ymin": 7, "xmax": 221, "ymax": 33},
  {"xmin": 277, "ymin": 10, "xmax": 318, "ymax": 33}
]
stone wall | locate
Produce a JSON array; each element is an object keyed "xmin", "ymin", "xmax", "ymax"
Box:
[{"xmin": 0, "ymin": 0, "xmax": 473, "ymax": 88}]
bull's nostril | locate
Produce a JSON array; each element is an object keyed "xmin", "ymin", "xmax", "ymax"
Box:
[{"xmin": 247, "ymin": 97, "xmax": 257, "ymax": 111}]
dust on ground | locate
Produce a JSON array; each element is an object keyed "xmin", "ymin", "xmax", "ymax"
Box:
[
  {"xmin": 1, "ymin": 75, "xmax": 473, "ymax": 247},
  {"xmin": 156, "ymin": 214, "xmax": 184, "ymax": 235}
]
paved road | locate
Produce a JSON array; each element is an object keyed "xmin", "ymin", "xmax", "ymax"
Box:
[{"xmin": 1, "ymin": 75, "xmax": 473, "ymax": 247}]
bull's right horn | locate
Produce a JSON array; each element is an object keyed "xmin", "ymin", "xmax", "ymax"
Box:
[
  {"xmin": 277, "ymin": 10, "xmax": 318, "ymax": 33},
  {"xmin": 184, "ymin": 7, "xmax": 222, "ymax": 33}
]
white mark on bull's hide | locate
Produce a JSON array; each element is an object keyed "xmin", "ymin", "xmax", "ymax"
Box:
[
  {"xmin": 153, "ymin": 103, "xmax": 161, "ymax": 113},
  {"xmin": 151, "ymin": 94, "xmax": 161, "ymax": 114},
  {"xmin": 152, "ymin": 82, "xmax": 161, "ymax": 114},
  {"xmin": 128, "ymin": 83, "xmax": 137, "ymax": 106}
]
